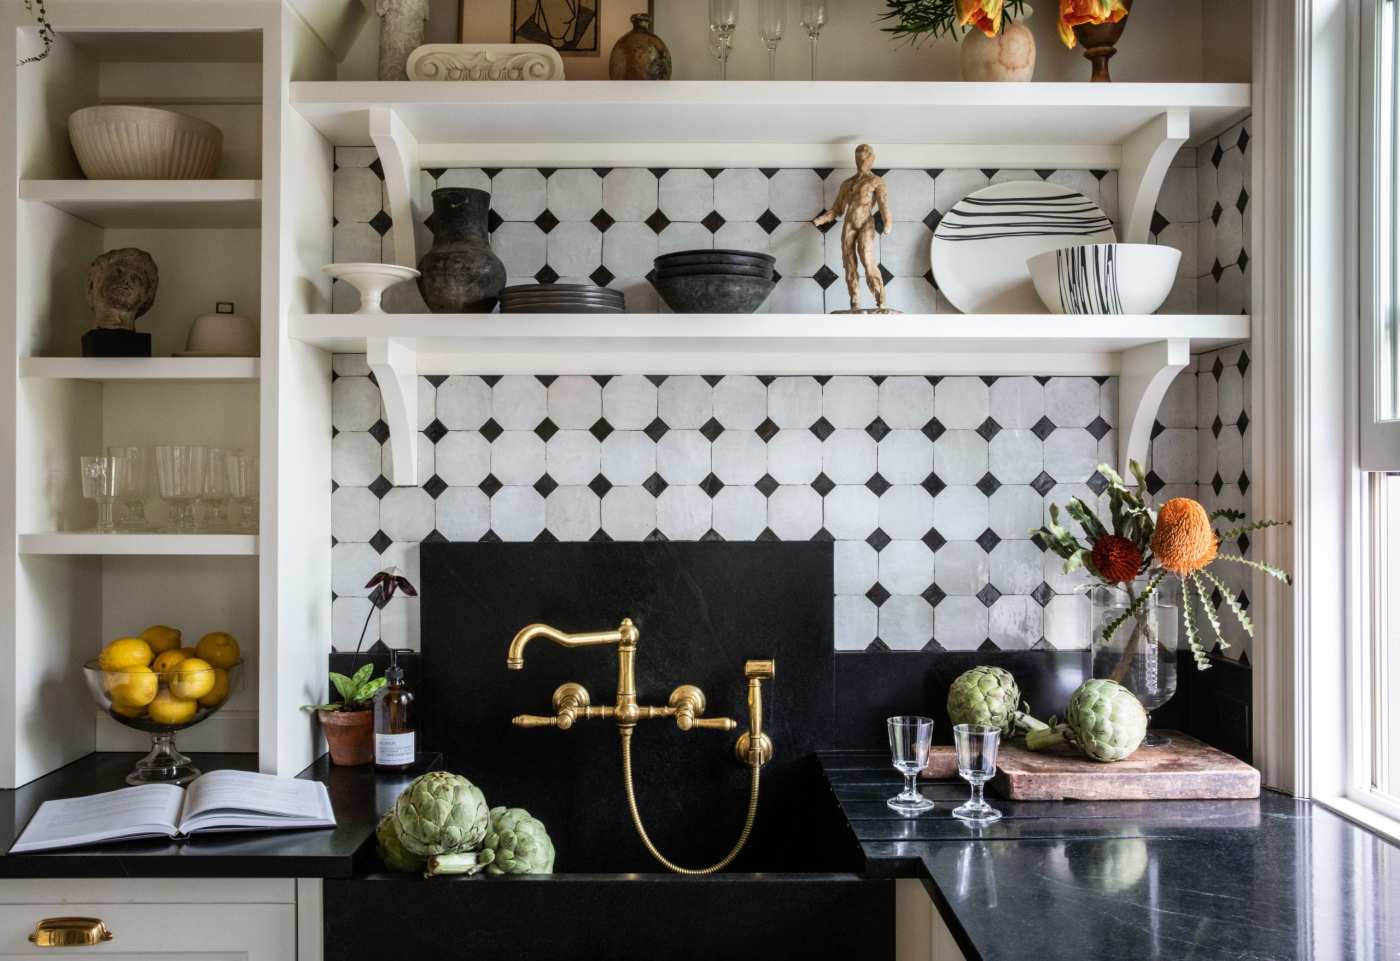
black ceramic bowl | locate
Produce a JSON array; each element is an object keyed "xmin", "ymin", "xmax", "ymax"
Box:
[
  {"xmin": 654, "ymin": 264, "xmax": 775, "ymax": 280},
  {"xmin": 653, "ymin": 273, "xmax": 776, "ymax": 314},
  {"xmin": 656, "ymin": 248, "xmax": 776, "ymax": 264},
  {"xmin": 501, "ymin": 303, "xmax": 625, "ymax": 314}
]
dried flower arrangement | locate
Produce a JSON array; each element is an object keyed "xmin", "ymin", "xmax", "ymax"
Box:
[{"xmin": 1034, "ymin": 462, "xmax": 1292, "ymax": 669}]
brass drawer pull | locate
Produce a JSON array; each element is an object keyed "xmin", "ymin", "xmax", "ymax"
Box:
[{"xmin": 29, "ymin": 917, "xmax": 113, "ymax": 947}]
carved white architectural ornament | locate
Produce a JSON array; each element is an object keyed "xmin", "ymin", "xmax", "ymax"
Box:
[{"xmin": 406, "ymin": 44, "xmax": 565, "ymax": 82}]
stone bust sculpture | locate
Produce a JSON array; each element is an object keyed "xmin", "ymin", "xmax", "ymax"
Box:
[{"xmin": 86, "ymin": 248, "xmax": 158, "ymax": 330}]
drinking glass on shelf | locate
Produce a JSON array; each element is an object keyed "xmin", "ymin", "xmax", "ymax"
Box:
[
  {"xmin": 155, "ymin": 445, "xmax": 206, "ymax": 533},
  {"xmin": 80, "ymin": 456, "xmax": 119, "ymax": 534},
  {"xmin": 886, "ymin": 716, "xmax": 936, "ymax": 815},
  {"xmin": 201, "ymin": 448, "xmax": 232, "ymax": 532},
  {"xmin": 952, "ymin": 724, "xmax": 1002, "ymax": 824},
  {"xmin": 107, "ymin": 446, "xmax": 151, "ymax": 531},
  {"xmin": 226, "ymin": 452, "xmax": 259, "ymax": 534},
  {"xmin": 798, "ymin": 0, "xmax": 826, "ymax": 80},
  {"xmin": 709, "ymin": 0, "xmax": 739, "ymax": 80},
  {"xmin": 758, "ymin": 0, "xmax": 786, "ymax": 80}
]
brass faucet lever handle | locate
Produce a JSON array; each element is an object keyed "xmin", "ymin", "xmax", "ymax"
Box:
[
  {"xmin": 513, "ymin": 714, "xmax": 563, "ymax": 728},
  {"xmin": 688, "ymin": 717, "xmax": 738, "ymax": 732}
]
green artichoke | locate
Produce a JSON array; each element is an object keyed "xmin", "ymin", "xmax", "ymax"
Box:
[
  {"xmin": 946, "ymin": 666, "xmax": 1048, "ymax": 736},
  {"xmin": 1025, "ymin": 678, "xmax": 1147, "ymax": 762},
  {"xmin": 480, "ymin": 806, "xmax": 555, "ymax": 875},
  {"xmin": 376, "ymin": 811, "xmax": 425, "ymax": 873},
  {"xmin": 391, "ymin": 771, "xmax": 491, "ymax": 857}
]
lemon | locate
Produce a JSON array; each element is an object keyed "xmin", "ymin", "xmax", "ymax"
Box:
[
  {"xmin": 151, "ymin": 649, "xmax": 190, "ymax": 675},
  {"xmin": 111, "ymin": 700, "xmax": 148, "ymax": 719},
  {"xmin": 148, "ymin": 690, "xmax": 197, "ymax": 725},
  {"xmin": 105, "ymin": 665, "xmax": 158, "ymax": 709},
  {"xmin": 198, "ymin": 668, "xmax": 230, "ymax": 708},
  {"xmin": 98, "ymin": 637, "xmax": 153, "ymax": 672},
  {"xmin": 169, "ymin": 657, "xmax": 216, "ymax": 700},
  {"xmin": 195, "ymin": 632, "xmax": 240, "ymax": 670},
  {"xmin": 140, "ymin": 625, "xmax": 182, "ymax": 655},
  {"xmin": 179, "ymin": 647, "xmax": 198, "ymax": 658}
]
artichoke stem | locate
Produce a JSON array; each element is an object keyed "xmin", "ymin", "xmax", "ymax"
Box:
[
  {"xmin": 425, "ymin": 852, "xmax": 487, "ymax": 878},
  {"xmin": 1025, "ymin": 725, "xmax": 1067, "ymax": 751},
  {"xmin": 1014, "ymin": 712, "xmax": 1050, "ymax": 733}
]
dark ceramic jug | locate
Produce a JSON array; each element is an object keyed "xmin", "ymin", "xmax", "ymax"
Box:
[
  {"xmin": 609, "ymin": 13, "xmax": 672, "ymax": 81},
  {"xmin": 417, "ymin": 187, "xmax": 506, "ymax": 313}
]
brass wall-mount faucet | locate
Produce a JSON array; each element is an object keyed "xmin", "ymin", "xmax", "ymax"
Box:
[{"xmin": 507, "ymin": 617, "xmax": 774, "ymax": 874}]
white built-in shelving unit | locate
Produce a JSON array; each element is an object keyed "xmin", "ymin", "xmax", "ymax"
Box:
[{"xmin": 0, "ymin": 0, "xmax": 1251, "ymax": 790}]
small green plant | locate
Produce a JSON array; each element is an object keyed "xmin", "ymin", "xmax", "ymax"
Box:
[
  {"xmin": 878, "ymin": 0, "xmax": 1028, "ymax": 43},
  {"xmin": 19, "ymin": 0, "xmax": 55, "ymax": 66},
  {"xmin": 304, "ymin": 663, "xmax": 385, "ymax": 713}
]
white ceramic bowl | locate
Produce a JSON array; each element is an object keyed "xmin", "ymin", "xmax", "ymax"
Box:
[
  {"xmin": 1027, "ymin": 243, "xmax": 1181, "ymax": 315},
  {"xmin": 184, "ymin": 310, "xmax": 258, "ymax": 356},
  {"xmin": 68, "ymin": 105, "xmax": 222, "ymax": 180}
]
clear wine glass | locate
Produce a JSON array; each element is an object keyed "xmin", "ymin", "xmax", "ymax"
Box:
[
  {"xmin": 155, "ymin": 445, "xmax": 206, "ymax": 533},
  {"xmin": 226, "ymin": 452, "xmax": 259, "ymax": 534},
  {"xmin": 80, "ymin": 456, "xmax": 119, "ymax": 534},
  {"xmin": 798, "ymin": 0, "xmax": 826, "ymax": 80},
  {"xmin": 886, "ymin": 716, "xmax": 936, "ymax": 815},
  {"xmin": 952, "ymin": 724, "xmax": 1002, "ymax": 824},
  {"xmin": 758, "ymin": 0, "xmax": 786, "ymax": 80},
  {"xmin": 108, "ymin": 446, "xmax": 151, "ymax": 531},
  {"xmin": 201, "ymin": 447, "xmax": 232, "ymax": 532},
  {"xmin": 709, "ymin": 0, "xmax": 739, "ymax": 80}
]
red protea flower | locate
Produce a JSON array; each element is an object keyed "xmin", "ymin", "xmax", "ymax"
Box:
[{"xmin": 1090, "ymin": 535, "xmax": 1142, "ymax": 583}]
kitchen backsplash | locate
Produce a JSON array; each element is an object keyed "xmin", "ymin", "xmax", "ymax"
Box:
[{"xmin": 329, "ymin": 118, "xmax": 1252, "ymax": 661}]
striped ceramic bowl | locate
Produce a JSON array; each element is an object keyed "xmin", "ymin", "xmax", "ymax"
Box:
[{"xmin": 1027, "ymin": 243, "xmax": 1181, "ymax": 315}]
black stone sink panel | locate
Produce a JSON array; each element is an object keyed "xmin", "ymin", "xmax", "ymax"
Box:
[{"xmin": 420, "ymin": 542, "xmax": 840, "ymax": 874}]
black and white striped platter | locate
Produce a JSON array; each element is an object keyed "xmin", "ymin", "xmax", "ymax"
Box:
[{"xmin": 931, "ymin": 180, "xmax": 1117, "ymax": 314}]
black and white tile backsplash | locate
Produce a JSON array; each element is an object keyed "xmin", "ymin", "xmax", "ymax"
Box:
[{"xmin": 329, "ymin": 118, "xmax": 1252, "ymax": 661}]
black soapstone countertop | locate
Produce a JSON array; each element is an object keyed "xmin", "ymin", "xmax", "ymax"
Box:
[{"xmin": 819, "ymin": 750, "xmax": 1400, "ymax": 961}]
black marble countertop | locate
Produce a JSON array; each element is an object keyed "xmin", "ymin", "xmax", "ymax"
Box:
[
  {"xmin": 0, "ymin": 752, "xmax": 439, "ymax": 878},
  {"xmin": 819, "ymin": 750, "xmax": 1400, "ymax": 961}
]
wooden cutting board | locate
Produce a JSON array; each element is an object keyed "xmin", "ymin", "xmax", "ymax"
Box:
[{"xmin": 988, "ymin": 731, "xmax": 1260, "ymax": 800}]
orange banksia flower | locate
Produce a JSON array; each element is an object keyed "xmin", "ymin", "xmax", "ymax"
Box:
[
  {"xmin": 1151, "ymin": 498, "xmax": 1219, "ymax": 575},
  {"xmin": 958, "ymin": 0, "xmax": 1004, "ymax": 37},
  {"xmin": 1058, "ymin": 0, "xmax": 1129, "ymax": 47},
  {"xmin": 1090, "ymin": 535, "xmax": 1142, "ymax": 584}
]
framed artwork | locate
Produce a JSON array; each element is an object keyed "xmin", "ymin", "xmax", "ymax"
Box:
[{"xmin": 460, "ymin": 0, "xmax": 654, "ymax": 78}]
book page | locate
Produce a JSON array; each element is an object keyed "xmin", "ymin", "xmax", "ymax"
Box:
[
  {"xmin": 10, "ymin": 784, "xmax": 184, "ymax": 853},
  {"xmin": 179, "ymin": 770, "xmax": 335, "ymax": 834}
]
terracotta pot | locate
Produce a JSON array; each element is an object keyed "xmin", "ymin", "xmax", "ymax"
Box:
[
  {"xmin": 959, "ymin": 9, "xmax": 1036, "ymax": 82},
  {"xmin": 320, "ymin": 709, "xmax": 373, "ymax": 766},
  {"xmin": 609, "ymin": 13, "xmax": 671, "ymax": 80},
  {"xmin": 1073, "ymin": 0, "xmax": 1133, "ymax": 82}
]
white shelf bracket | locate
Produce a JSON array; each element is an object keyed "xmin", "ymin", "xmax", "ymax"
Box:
[
  {"xmin": 369, "ymin": 106, "xmax": 420, "ymax": 269},
  {"xmin": 1118, "ymin": 338, "xmax": 1190, "ymax": 480},
  {"xmin": 366, "ymin": 337, "xmax": 419, "ymax": 486},
  {"xmin": 1118, "ymin": 109, "xmax": 1189, "ymax": 244}
]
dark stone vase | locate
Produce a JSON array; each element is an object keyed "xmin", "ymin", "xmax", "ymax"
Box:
[
  {"xmin": 609, "ymin": 13, "xmax": 672, "ymax": 80},
  {"xmin": 1073, "ymin": 0, "xmax": 1133, "ymax": 82},
  {"xmin": 417, "ymin": 187, "xmax": 506, "ymax": 313}
]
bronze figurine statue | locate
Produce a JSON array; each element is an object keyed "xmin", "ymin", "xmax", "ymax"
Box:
[{"xmin": 813, "ymin": 144, "xmax": 898, "ymax": 314}]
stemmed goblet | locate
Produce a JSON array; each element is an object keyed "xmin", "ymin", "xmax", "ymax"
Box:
[
  {"xmin": 226, "ymin": 452, "xmax": 259, "ymax": 534},
  {"xmin": 80, "ymin": 456, "xmax": 119, "ymax": 534},
  {"xmin": 709, "ymin": 0, "xmax": 739, "ymax": 80},
  {"xmin": 798, "ymin": 0, "xmax": 826, "ymax": 80},
  {"xmin": 952, "ymin": 724, "xmax": 1002, "ymax": 824},
  {"xmin": 886, "ymin": 716, "xmax": 936, "ymax": 815},
  {"xmin": 201, "ymin": 448, "xmax": 232, "ymax": 531},
  {"xmin": 108, "ymin": 446, "xmax": 151, "ymax": 531},
  {"xmin": 155, "ymin": 445, "xmax": 206, "ymax": 533},
  {"xmin": 758, "ymin": 0, "xmax": 786, "ymax": 80}
]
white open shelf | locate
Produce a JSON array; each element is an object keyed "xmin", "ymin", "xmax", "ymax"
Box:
[
  {"xmin": 20, "ymin": 356, "xmax": 261, "ymax": 382},
  {"xmin": 18, "ymin": 533, "xmax": 259, "ymax": 556},
  {"xmin": 290, "ymin": 81, "xmax": 1251, "ymax": 267},
  {"xmin": 19, "ymin": 180, "xmax": 263, "ymax": 229},
  {"xmin": 291, "ymin": 311, "xmax": 1249, "ymax": 485}
]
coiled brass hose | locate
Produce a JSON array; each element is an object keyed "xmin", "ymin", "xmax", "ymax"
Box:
[{"xmin": 620, "ymin": 728, "xmax": 761, "ymax": 875}]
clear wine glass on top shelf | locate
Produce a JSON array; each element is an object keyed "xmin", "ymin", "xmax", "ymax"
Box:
[
  {"xmin": 758, "ymin": 0, "xmax": 786, "ymax": 80},
  {"xmin": 709, "ymin": 0, "xmax": 739, "ymax": 80},
  {"xmin": 798, "ymin": 0, "xmax": 826, "ymax": 80}
]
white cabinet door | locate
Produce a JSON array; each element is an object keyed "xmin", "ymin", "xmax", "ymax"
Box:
[{"xmin": 0, "ymin": 902, "xmax": 295, "ymax": 959}]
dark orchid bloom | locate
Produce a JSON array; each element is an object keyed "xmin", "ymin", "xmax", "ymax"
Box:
[{"xmin": 365, "ymin": 567, "xmax": 418, "ymax": 610}]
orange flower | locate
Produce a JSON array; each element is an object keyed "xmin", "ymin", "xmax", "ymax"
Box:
[
  {"xmin": 1090, "ymin": 535, "xmax": 1142, "ymax": 584},
  {"xmin": 1058, "ymin": 0, "xmax": 1129, "ymax": 48},
  {"xmin": 1151, "ymin": 498, "xmax": 1220, "ymax": 575},
  {"xmin": 958, "ymin": 0, "xmax": 1004, "ymax": 38}
]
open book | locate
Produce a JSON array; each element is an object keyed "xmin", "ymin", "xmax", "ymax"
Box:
[{"xmin": 10, "ymin": 769, "xmax": 336, "ymax": 854}]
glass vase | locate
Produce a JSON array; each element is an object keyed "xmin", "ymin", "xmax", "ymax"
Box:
[{"xmin": 1088, "ymin": 582, "xmax": 1178, "ymax": 747}]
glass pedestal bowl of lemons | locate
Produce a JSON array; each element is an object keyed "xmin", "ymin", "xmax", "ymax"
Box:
[{"xmin": 83, "ymin": 625, "xmax": 243, "ymax": 785}]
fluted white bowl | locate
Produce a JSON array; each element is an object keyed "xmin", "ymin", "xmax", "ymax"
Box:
[{"xmin": 68, "ymin": 105, "xmax": 223, "ymax": 180}]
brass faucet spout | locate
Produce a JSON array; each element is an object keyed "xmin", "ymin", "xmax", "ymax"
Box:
[{"xmin": 506, "ymin": 618, "xmax": 639, "ymax": 669}]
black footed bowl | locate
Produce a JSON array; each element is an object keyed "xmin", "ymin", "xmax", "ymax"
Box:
[{"xmin": 653, "ymin": 273, "xmax": 776, "ymax": 314}]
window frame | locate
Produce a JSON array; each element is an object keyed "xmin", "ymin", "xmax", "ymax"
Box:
[{"xmin": 1362, "ymin": 0, "xmax": 1400, "ymax": 469}]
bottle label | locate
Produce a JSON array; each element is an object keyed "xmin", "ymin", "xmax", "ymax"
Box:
[{"xmin": 375, "ymin": 731, "xmax": 415, "ymax": 766}]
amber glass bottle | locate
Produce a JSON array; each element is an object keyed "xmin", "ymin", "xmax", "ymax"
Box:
[{"xmin": 373, "ymin": 650, "xmax": 415, "ymax": 771}]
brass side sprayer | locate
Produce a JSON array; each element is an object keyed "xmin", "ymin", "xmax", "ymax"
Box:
[{"xmin": 506, "ymin": 617, "xmax": 774, "ymax": 874}]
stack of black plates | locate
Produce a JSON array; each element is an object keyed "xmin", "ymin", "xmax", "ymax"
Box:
[
  {"xmin": 499, "ymin": 284, "xmax": 625, "ymax": 314},
  {"xmin": 652, "ymin": 249, "xmax": 777, "ymax": 313}
]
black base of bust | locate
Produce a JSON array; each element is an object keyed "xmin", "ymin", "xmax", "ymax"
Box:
[{"xmin": 82, "ymin": 329, "xmax": 151, "ymax": 357}]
